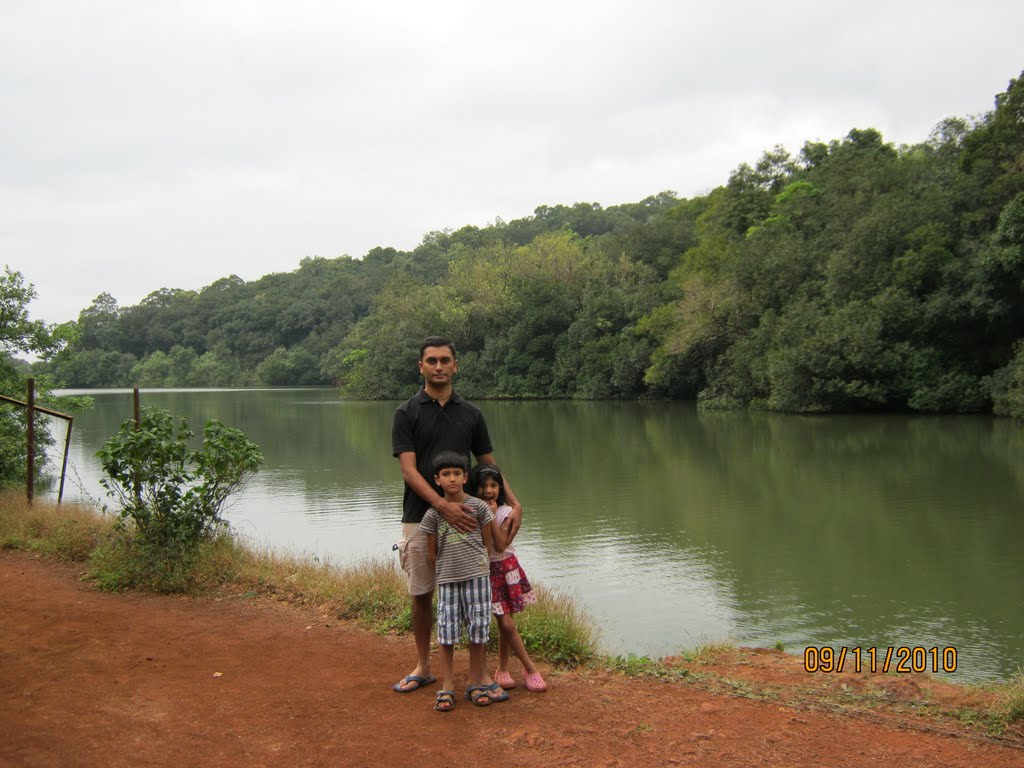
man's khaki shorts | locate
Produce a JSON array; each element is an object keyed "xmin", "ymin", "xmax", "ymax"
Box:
[{"xmin": 396, "ymin": 523, "xmax": 436, "ymax": 596}]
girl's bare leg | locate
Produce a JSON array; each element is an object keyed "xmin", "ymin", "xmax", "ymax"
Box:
[
  {"xmin": 498, "ymin": 626, "xmax": 511, "ymax": 671},
  {"xmin": 497, "ymin": 612, "xmax": 538, "ymax": 675}
]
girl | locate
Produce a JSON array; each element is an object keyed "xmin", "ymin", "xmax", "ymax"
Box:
[{"xmin": 469, "ymin": 463, "xmax": 547, "ymax": 692}]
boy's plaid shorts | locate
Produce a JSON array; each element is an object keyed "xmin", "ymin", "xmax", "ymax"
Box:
[{"xmin": 436, "ymin": 575, "xmax": 491, "ymax": 645}]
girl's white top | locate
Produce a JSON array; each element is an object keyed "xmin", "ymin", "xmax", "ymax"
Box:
[{"xmin": 488, "ymin": 504, "xmax": 516, "ymax": 562}]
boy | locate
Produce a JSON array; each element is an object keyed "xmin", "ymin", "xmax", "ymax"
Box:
[{"xmin": 418, "ymin": 450, "xmax": 508, "ymax": 711}]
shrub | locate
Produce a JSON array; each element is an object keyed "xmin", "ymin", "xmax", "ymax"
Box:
[{"xmin": 97, "ymin": 407, "xmax": 262, "ymax": 554}]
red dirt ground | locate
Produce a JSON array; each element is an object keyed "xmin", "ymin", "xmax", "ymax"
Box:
[{"xmin": 2, "ymin": 550, "xmax": 1022, "ymax": 768}]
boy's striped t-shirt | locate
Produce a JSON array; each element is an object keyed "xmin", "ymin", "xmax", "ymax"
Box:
[{"xmin": 418, "ymin": 496, "xmax": 494, "ymax": 584}]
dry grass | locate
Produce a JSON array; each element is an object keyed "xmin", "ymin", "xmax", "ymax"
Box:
[
  {"xmin": 685, "ymin": 640, "xmax": 737, "ymax": 664},
  {"xmin": 196, "ymin": 539, "xmax": 413, "ymax": 634},
  {"xmin": 0, "ymin": 490, "xmax": 114, "ymax": 561},
  {"xmin": 994, "ymin": 670, "xmax": 1024, "ymax": 725}
]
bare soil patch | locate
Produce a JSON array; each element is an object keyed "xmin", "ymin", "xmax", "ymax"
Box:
[{"xmin": 1, "ymin": 551, "xmax": 1021, "ymax": 768}]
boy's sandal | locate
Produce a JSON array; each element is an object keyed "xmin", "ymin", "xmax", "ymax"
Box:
[
  {"xmin": 433, "ymin": 690, "xmax": 456, "ymax": 712},
  {"xmin": 524, "ymin": 672, "xmax": 548, "ymax": 692},
  {"xmin": 494, "ymin": 669, "xmax": 516, "ymax": 689},
  {"xmin": 484, "ymin": 682, "xmax": 510, "ymax": 702},
  {"xmin": 465, "ymin": 685, "xmax": 493, "ymax": 707}
]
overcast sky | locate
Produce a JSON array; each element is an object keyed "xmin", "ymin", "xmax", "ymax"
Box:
[{"xmin": 3, "ymin": 1, "xmax": 1022, "ymax": 326}]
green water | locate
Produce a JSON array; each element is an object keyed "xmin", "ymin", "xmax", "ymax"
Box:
[{"xmin": 50, "ymin": 388, "xmax": 1024, "ymax": 681}]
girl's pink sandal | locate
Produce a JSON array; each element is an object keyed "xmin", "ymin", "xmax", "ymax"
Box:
[
  {"xmin": 524, "ymin": 672, "xmax": 547, "ymax": 692},
  {"xmin": 494, "ymin": 670, "xmax": 516, "ymax": 689}
]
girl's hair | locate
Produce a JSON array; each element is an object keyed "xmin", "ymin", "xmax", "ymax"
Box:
[{"xmin": 468, "ymin": 462, "xmax": 507, "ymax": 505}]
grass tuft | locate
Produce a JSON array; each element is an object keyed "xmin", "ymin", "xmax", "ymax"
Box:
[
  {"xmin": 684, "ymin": 640, "xmax": 735, "ymax": 664},
  {"xmin": 0, "ymin": 491, "xmax": 113, "ymax": 561},
  {"xmin": 88, "ymin": 533, "xmax": 208, "ymax": 593},
  {"xmin": 514, "ymin": 584, "xmax": 599, "ymax": 666},
  {"xmin": 995, "ymin": 670, "xmax": 1024, "ymax": 725}
]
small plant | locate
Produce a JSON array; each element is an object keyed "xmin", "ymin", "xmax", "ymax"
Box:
[
  {"xmin": 610, "ymin": 653, "xmax": 662, "ymax": 676},
  {"xmin": 97, "ymin": 406, "xmax": 262, "ymax": 555},
  {"xmin": 606, "ymin": 653, "xmax": 693, "ymax": 680}
]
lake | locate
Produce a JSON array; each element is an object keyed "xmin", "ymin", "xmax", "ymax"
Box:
[{"xmin": 46, "ymin": 388, "xmax": 1024, "ymax": 682}]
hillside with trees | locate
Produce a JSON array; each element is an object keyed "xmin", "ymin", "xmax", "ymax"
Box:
[{"xmin": 32, "ymin": 72, "xmax": 1024, "ymax": 417}]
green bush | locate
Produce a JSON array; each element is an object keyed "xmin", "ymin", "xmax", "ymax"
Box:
[{"xmin": 97, "ymin": 407, "xmax": 262, "ymax": 555}]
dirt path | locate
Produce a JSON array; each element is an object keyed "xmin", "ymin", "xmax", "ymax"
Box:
[{"xmin": 1, "ymin": 551, "xmax": 1021, "ymax": 768}]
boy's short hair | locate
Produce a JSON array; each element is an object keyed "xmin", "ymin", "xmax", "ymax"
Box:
[
  {"xmin": 420, "ymin": 336, "xmax": 457, "ymax": 360},
  {"xmin": 432, "ymin": 450, "xmax": 469, "ymax": 475}
]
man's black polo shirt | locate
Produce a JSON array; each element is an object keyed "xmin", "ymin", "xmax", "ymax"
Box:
[{"xmin": 391, "ymin": 388, "xmax": 493, "ymax": 524}]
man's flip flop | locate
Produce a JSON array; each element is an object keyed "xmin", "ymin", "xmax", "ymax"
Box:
[{"xmin": 392, "ymin": 674, "xmax": 437, "ymax": 693}]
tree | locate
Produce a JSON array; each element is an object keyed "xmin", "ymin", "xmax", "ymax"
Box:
[
  {"xmin": 989, "ymin": 340, "xmax": 1024, "ymax": 420},
  {"xmin": 130, "ymin": 351, "xmax": 173, "ymax": 387},
  {"xmin": 1, "ymin": 268, "xmax": 66, "ymax": 359},
  {"xmin": 1, "ymin": 267, "xmax": 72, "ymax": 489},
  {"xmin": 77, "ymin": 292, "xmax": 123, "ymax": 350}
]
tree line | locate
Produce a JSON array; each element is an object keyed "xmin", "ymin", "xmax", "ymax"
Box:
[{"xmin": 22, "ymin": 70, "xmax": 1024, "ymax": 420}]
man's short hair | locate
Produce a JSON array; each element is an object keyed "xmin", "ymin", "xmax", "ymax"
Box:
[
  {"xmin": 432, "ymin": 450, "xmax": 469, "ymax": 475},
  {"xmin": 420, "ymin": 336, "xmax": 457, "ymax": 360}
]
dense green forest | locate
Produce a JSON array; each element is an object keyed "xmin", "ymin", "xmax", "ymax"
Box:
[{"xmin": 30, "ymin": 72, "xmax": 1024, "ymax": 416}]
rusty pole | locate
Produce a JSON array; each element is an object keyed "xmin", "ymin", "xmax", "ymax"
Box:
[
  {"xmin": 26, "ymin": 378, "xmax": 35, "ymax": 505},
  {"xmin": 0, "ymin": 393, "xmax": 73, "ymax": 504},
  {"xmin": 133, "ymin": 387, "xmax": 141, "ymax": 505},
  {"xmin": 58, "ymin": 417, "xmax": 73, "ymax": 505}
]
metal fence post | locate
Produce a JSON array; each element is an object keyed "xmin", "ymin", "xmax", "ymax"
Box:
[
  {"xmin": 133, "ymin": 387, "xmax": 141, "ymax": 504},
  {"xmin": 26, "ymin": 378, "xmax": 35, "ymax": 504}
]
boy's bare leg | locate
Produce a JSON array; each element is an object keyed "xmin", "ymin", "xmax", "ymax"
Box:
[
  {"xmin": 468, "ymin": 641, "xmax": 487, "ymax": 687},
  {"xmin": 396, "ymin": 591, "xmax": 434, "ymax": 691},
  {"xmin": 438, "ymin": 643, "xmax": 456, "ymax": 693}
]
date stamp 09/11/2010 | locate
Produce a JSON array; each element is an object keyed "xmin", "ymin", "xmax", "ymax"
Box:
[{"xmin": 803, "ymin": 646, "xmax": 958, "ymax": 674}]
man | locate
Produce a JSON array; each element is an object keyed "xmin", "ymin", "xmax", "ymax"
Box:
[{"xmin": 391, "ymin": 336, "xmax": 521, "ymax": 694}]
